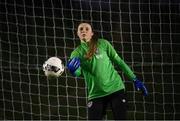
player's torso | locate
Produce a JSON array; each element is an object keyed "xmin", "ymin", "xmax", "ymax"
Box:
[{"xmin": 75, "ymin": 39, "xmax": 124, "ymax": 99}]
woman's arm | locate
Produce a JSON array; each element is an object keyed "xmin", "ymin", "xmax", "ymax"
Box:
[
  {"xmin": 103, "ymin": 39, "xmax": 148, "ymax": 96},
  {"xmin": 104, "ymin": 39, "xmax": 136, "ymax": 80}
]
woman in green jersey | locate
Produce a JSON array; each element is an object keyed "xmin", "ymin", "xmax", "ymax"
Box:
[{"xmin": 67, "ymin": 22, "xmax": 148, "ymax": 120}]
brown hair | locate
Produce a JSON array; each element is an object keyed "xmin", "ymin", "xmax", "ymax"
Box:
[
  {"xmin": 85, "ymin": 34, "xmax": 98, "ymax": 59},
  {"xmin": 77, "ymin": 22, "xmax": 98, "ymax": 60}
]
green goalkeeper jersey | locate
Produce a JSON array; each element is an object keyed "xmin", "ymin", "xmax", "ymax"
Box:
[{"xmin": 70, "ymin": 39, "xmax": 136, "ymax": 100}]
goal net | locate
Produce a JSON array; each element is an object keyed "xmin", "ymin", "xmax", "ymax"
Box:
[{"xmin": 0, "ymin": 0, "xmax": 179, "ymax": 120}]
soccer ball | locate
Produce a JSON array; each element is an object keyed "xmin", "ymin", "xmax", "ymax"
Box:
[{"xmin": 43, "ymin": 57, "xmax": 64, "ymax": 78}]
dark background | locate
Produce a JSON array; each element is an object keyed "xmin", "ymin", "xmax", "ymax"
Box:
[{"xmin": 0, "ymin": 0, "xmax": 180, "ymax": 120}]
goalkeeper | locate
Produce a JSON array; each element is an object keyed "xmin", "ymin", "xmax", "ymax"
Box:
[{"xmin": 67, "ymin": 22, "xmax": 148, "ymax": 120}]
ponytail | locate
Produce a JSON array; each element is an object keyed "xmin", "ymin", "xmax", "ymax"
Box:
[{"xmin": 85, "ymin": 36, "xmax": 98, "ymax": 59}]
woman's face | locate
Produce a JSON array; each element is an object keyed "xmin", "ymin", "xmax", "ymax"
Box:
[{"xmin": 77, "ymin": 23, "xmax": 94, "ymax": 42}]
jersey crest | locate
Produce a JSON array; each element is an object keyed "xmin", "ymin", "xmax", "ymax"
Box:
[{"xmin": 95, "ymin": 48, "xmax": 103, "ymax": 59}]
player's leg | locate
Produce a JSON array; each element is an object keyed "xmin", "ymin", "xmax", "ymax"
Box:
[
  {"xmin": 88, "ymin": 97, "xmax": 107, "ymax": 120},
  {"xmin": 110, "ymin": 90, "xmax": 127, "ymax": 120}
]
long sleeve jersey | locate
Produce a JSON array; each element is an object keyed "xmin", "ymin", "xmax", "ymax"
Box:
[{"xmin": 70, "ymin": 39, "xmax": 136, "ymax": 100}]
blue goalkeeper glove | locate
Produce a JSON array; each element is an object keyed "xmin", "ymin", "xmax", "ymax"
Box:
[
  {"xmin": 67, "ymin": 57, "xmax": 80, "ymax": 76},
  {"xmin": 133, "ymin": 78, "xmax": 148, "ymax": 96}
]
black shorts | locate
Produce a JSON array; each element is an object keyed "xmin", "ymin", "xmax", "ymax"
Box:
[{"xmin": 87, "ymin": 90, "xmax": 127, "ymax": 120}]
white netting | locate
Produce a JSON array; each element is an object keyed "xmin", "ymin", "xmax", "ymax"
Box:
[{"xmin": 0, "ymin": 0, "xmax": 180, "ymax": 120}]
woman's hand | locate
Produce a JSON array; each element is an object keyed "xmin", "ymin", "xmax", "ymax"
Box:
[
  {"xmin": 67, "ymin": 58, "xmax": 80, "ymax": 76},
  {"xmin": 133, "ymin": 78, "xmax": 148, "ymax": 96}
]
